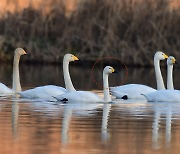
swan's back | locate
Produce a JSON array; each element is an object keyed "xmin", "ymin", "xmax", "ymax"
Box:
[
  {"xmin": 19, "ymin": 85, "xmax": 67, "ymax": 99},
  {"xmin": 110, "ymin": 84, "xmax": 156, "ymax": 99},
  {"xmin": 143, "ymin": 90, "xmax": 180, "ymax": 102},
  {"xmin": 55, "ymin": 91, "xmax": 103, "ymax": 103},
  {"xmin": 0, "ymin": 83, "xmax": 13, "ymax": 95}
]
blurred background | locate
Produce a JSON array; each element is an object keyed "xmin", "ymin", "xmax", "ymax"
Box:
[{"xmin": 0, "ymin": 0, "xmax": 179, "ymax": 65}]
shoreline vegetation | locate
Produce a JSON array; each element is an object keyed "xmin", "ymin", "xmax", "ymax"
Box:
[{"xmin": 0, "ymin": 0, "xmax": 179, "ymax": 66}]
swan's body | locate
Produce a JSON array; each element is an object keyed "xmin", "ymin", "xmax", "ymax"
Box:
[
  {"xmin": 55, "ymin": 66, "xmax": 117, "ymax": 103},
  {"xmin": 19, "ymin": 85, "xmax": 67, "ymax": 100},
  {"xmin": 110, "ymin": 51, "xmax": 168, "ymax": 99},
  {"xmin": 0, "ymin": 48, "xmax": 26, "ymax": 95},
  {"xmin": 0, "ymin": 83, "xmax": 13, "ymax": 95},
  {"xmin": 55, "ymin": 91, "xmax": 103, "ymax": 103},
  {"xmin": 110, "ymin": 84, "xmax": 156, "ymax": 99},
  {"xmin": 19, "ymin": 54, "xmax": 79, "ymax": 100},
  {"xmin": 142, "ymin": 56, "xmax": 177, "ymax": 102},
  {"xmin": 142, "ymin": 90, "xmax": 180, "ymax": 103}
]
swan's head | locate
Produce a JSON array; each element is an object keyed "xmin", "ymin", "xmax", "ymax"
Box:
[
  {"xmin": 104, "ymin": 66, "xmax": 117, "ymax": 74},
  {"xmin": 167, "ymin": 56, "xmax": 176, "ymax": 65},
  {"xmin": 155, "ymin": 51, "xmax": 168, "ymax": 60},
  {"xmin": 15, "ymin": 48, "xmax": 27, "ymax": 56},
  {"xmin": 64, "ymin": 53, "xmax": 79, "ymax": 62}
]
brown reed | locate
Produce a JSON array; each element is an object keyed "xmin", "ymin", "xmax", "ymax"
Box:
[{"xmin": 0, "ymin": 0, "xmax": 179, "ymax": 66}]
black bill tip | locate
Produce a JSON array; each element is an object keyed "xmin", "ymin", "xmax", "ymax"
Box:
[{"xmin": 113, "ymin": 70, "xmax": 119, "ymax": 74}]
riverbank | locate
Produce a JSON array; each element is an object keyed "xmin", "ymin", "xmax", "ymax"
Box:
[{"xmin": 0, "ymin": 0, "xmax": 179, "ymax": 66}]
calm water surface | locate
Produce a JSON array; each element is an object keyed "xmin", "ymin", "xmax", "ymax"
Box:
[{"xmin": 0, "ymin": 64, "xmax": 180, "ymax": 154}]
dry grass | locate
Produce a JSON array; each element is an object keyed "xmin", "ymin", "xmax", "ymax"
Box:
[{"xmin": 0, "ymin": 0, "xmax": 179, "ymax": 65}]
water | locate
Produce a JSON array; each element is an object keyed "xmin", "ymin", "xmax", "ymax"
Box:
[{"xmin": 0, "ymin": 64, "xmax": 180, "ymax": 154}]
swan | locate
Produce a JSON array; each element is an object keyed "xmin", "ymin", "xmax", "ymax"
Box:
[
  {"xmin": 18, "ymin": 54, "xmax": 80, "ymax": 100},
  {"xmin": 0, "ymin": 48, "xmax": 27, "ymax": 95},
  {"xmin": 142, "ymin": 90, "xmax": 180, "ymax": 103},
  {"xmin": 142, "ymin": 56, "xmax": 180, "ymax": 102},
  {"xmin": 110, "ymin": 51, "xmax": 168, "ymax": 99},
  {"xmin": 167, "ymin": 56, "xmax": 176, "ymax": 90},
  {"xmin": 54, "ymin": 66, "xmax": 117, "ymax": 103}
]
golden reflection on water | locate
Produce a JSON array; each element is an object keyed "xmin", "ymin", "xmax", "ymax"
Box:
[{"xmin": 0, "ymin": 96, "xmax": 180, "ymax": 154}]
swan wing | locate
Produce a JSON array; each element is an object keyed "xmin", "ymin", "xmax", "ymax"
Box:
[
  {"xmin": 110, "ymin": 90, "xmax": 128, "ymax": 99},
  {"xmin": 142, "ymin": 90, "xmax": 180, "ymax": 102},
  {"xmin": 0, "ymin": 83, "xmax": 13, "ymax": 95},
  {"xmin": 55, "ymin": 91, "xmax": 103, "ymax": 103},
  {"xmin": 19, "ymin": 85, "xmax": 67, "ymax": 99},
  {"xmin": 110, "ymin": 84, "xmax": 156, "ymax": 99}
]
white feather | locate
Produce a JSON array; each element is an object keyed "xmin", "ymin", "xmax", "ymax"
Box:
[
  {"xmin": 54, "ymin": 91, "xmax": 103, "ymax": 103},
  {"xmin": 142, "ymin": 90, "xmax": 180, "ymax": 102},
  {"xmin": 110, "ymin": 84, "xmax": 156, "ymax": 99},
  {"xmin": 0, "ymin": 83, "xmax": 13, "ymax": 95},
  {"xmin": 19, "ymin": 85, "xmax": 66, "ymax": 100}
]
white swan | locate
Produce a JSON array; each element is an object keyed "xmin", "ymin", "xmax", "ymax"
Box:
[
  {"xmin": 0, "ymin": 48, "xmax": 27, "ymax": 95},
  {"xmin": 142, "ymin": 56, "xmax": 180, "ymax": 102},
  {"xmin": 167, "ymin": 56, "xmax": 176, "ymax": 90},
  {"xmin": 19, "ymin": 54, "xmax": 80, "ymax": 100},
  {"xmin": 142, "ymin": 90, "xmax": 180, "ymax": 103},
  {"xmin": 110, "ymin": 51, "xmax": 168, "ymax": 99},
  {"xmin": 54, "ymin": 66, "xmax": 117, "ymax": 103}
]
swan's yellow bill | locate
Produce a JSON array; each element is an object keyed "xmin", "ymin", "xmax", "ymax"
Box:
[
  {"xmin": 163, "ymin": 54, "xmax": 168, "ymax": 59},
  {"xmin": 22, "ymin": 49, "xmax": 27, "ymax": 55},
  {"xmin": 111, "ymin": 67, "xmax": 115, "ymax": 73},
  {"xmin": 73, "ymin": 55, "xmax": 79, "ymax": 61},
  {"xmin": 172, "ymin": 58, "xmax": 176, "ymax": 64}
]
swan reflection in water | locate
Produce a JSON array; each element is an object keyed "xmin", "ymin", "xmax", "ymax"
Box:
[
  {"xmin": 152, "ymin": 103, "xmax": 174, "ymax": 150},
  {"xmin": 12, "ymin": 100, "xmax": 19, "ymax": 139},
  {"xmin": 11, "ymin": 94, "xmax": 23, "ymax": 139},
  {"xmin": 61, "ymin": 101, "xmax": 102, "ymax": 143},
  {"xmin": 101, "ymin": 104, "xmax": 111, "ymax": 142},
  {"xmin": 61, "ymin": 102, "xmax": 112, "ymax": 143},
  {"xmin": 61, "ymin": 105, "xmax": 72, "ymax": 143},
  {"xmin": 9, "ymin": 94, "xmax": 179, "ymax": 150}
]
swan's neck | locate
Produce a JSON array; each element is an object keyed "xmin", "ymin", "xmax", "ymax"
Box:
[
  {"xmin": 103, "ymin": 73, "xmax": 111, "ymax": 102},
  {"xmin": 12, "ymin": 54, "xmax": 21, "ymax": 92},
  {"xmin": 63, "ymin": 59, "xmax": 75, "ymax": 91},
  {"xmin": 154, "ymin": 58, "xmax": 165, "ymax": 90},
  {"xmin": 167, "ymin": 65, "xmax": 174, "ymax": 90}
]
